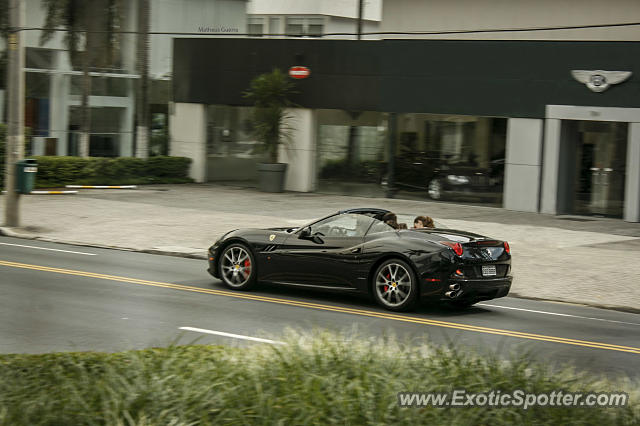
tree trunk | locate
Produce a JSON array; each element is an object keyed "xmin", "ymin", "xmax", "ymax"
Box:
[{"xmin": 135, "ymin": 0, "xmax": 150, "ymax": 158}]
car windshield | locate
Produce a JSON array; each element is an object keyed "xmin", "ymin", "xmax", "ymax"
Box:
[
  {"xmin": 299, "ymin": 211, "xmax": 448, "ymax": 236},
  {"xmin": 307, "ymin": 213, "xmax": 376, "ymax": 237}
]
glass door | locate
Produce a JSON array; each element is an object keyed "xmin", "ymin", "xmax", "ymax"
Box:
[{"xmin": 572, "ymin": 121, "xmax": 627, "ymax": 218}]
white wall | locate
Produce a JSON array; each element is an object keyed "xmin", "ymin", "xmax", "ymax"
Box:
[
  {"xmin": 248, "ymin": 0, "xmax": 382, "ymax": 21},
  {"xmin": 323, "ymin": 16, "xmax": 381, "ymax": 40},
  {"xmin": 382, "ymin": 0, "xmax": 640, "ymax": 40},
  {"xmin": 625, "ymin": 124, "xmax": 640, "ymax": 222},
  {"xmin": 24, "ymin": 0, "xmax": 67, "ymax": 50},
  {"xmin": 170, "ymin": 102, "xmax": 207, "ymax": 182},
  {"xmin": 150, "ymin": 0, "xmax": 248, "ymax": 79},
  {"xmin": 504, "ymin": 118, "xmax": 543, "ymax": 212}
]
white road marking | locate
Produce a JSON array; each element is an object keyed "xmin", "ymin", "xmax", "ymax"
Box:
[
  {"xmin": 477, "ymin": 303, "xmax": 640, "ymax": 326},
  {"xmin": 179, "ymin": 327, "xmax": 285, "ymax": 345},
  {"xmin": 0, "ymin": 242, "xmax": 97, "ymax": 256}
]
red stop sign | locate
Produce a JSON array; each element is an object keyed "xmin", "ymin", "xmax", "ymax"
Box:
[{"xmin": 289, "ymin": 66, "xmax": 310, "ymax": 79}]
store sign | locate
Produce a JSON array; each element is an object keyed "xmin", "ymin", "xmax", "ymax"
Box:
[
  {"xmin": 289, "ymin": 66, "xmax": 310, "ymax": 79},
  {"xmin": 571, "ymin": 70, "xmax": 632, "ymax": 93}
]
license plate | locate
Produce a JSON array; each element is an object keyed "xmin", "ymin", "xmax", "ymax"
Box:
[{"xmin": 482, "ymin": 265, "xmax": 497, "ymax": 276}]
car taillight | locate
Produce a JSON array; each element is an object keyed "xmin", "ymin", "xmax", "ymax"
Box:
[
  {"xmin": 440, "ymin": 241, "xmax": 463, "ymax": 256},
  {"xmin": 504, "ymin": 241, "xmax": 510, "ymax": 254}
]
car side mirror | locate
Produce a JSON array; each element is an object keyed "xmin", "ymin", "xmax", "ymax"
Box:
[{"xmin": 298, "ymin": 226, "xmax": 312, "ymax": 239}]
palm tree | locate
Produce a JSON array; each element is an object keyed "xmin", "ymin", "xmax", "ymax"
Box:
[
  {"xmin": 39, "ymin": 0, "xmax": 123, "ymax": 157},
  {"xmin": 244, "ymin": 68, "xmax": 297, "ymax": 163}
]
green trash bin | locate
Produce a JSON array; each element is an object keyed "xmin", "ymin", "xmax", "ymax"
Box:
[{"xmin": 16, "ymin": 159, "xmax": 38, "ymax": 194}]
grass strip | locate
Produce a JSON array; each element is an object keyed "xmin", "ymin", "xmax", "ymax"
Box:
[{"xmin": 0, "ymin": 329, "xmax": 638, "ymax": 425}]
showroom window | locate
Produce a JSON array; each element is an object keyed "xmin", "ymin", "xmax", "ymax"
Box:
[
  {"xmin": 393, "ymin": 113, "xmax": 507, "ymax": 206},
  {"xmin": 316, "ymin": 109, "xmax": 388, "ymax": 196}
]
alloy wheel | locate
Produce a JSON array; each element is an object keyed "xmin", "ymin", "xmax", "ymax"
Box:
[
  {"xmin": 220, "ymin": 246, "xmax": 253, "ymax": 288},
  {"xmin": 375, "ymin": 262, "xmax": 413, "ymax": 308}
]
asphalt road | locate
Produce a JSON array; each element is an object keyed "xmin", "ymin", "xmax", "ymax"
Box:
[{"xmin": 1, "ymin": 235, "xmax": 639, "ymax": 379}]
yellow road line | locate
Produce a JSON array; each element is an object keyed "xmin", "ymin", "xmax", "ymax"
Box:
[{"xmin": 1, "ymin": 259, "xmax": 639, "ymax": 354}]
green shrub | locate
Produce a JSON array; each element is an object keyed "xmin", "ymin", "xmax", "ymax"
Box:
[
  {"xmin": 28, "ymin": 156, "xmax": 193, "ymax": 188},
  {"xmin": 0, "ymin": 330, "xmax": 637, "ymax": 425}
]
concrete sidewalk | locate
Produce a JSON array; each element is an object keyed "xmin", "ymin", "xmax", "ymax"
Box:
[{"xmin": 2, "ymin": 183, "xmax": 640, "ymax": 312}]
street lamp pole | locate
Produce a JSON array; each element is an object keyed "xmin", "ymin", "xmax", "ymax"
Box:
[
  {"xmin": 4, "ymin": 0, "xmax": 25, "ymax": 228},
  {"xmin": 357, "ymin": 0, "xmax": 364, "ymax": 40}
]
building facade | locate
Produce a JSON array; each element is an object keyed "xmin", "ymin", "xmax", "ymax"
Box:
[
  {"xmin": 10, "ymin": 0, "xmax": 247, "ymax": 158},
  {"xmin": 169, "ymin": 0, "xmax": 640, "ymax": 222},
  {"xmin": 246, "ymin": 0, "xmax": 382, "ymax": 39},
  {"xmin": 171, "ymin": 34, "xmax": 640, "ymax": 222}
]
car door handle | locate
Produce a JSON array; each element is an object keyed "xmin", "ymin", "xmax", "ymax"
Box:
[{"xmin": 351, "ymin": 247, "xmax": 362, "ymax": 254}]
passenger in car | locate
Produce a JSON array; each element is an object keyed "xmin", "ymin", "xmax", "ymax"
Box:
[
  {"xmin": 413, "ymin": 215, "xmax": 436, "ymax": 229},
  {"xmin": 423, "ymin": 216, "xmax": 435, "ymax": 228},
  {"xmin": 382, "ymin": 212, "xmax": 400, "ymax": 229},
  {"xmin": 383, "ymin": 212, "xmax": 408, "ymax": 230}
]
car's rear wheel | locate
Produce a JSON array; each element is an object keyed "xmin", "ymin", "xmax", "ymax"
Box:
[
  {"xmin": 219, "ymin": 243, "xmax": 257, "ymax": 290},
  {"xmin": 372, "ymin": 259, "xmax": 418, "ymax": 312},
  {"xmin": 427, "ymin": 179, "xmax": 442, "ymax": 200}
]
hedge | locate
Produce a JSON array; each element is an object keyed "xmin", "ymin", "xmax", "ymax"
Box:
[{"xmin": 1, "ymin": 155, "xmax": 193, "ymax": 188}]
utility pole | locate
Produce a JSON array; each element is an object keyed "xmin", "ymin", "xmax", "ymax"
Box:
[
  {"xmin": 4, "ymin": 0, "xmax": 25, "ymax": 227},
  {"xmin": 356, "ymin": 0, "xmax": 364, "ymax": 40}
]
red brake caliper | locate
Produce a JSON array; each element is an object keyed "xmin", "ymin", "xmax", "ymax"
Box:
[
  {"xmin": 243, "ymin": 259, "xmax": 251, "ymax": 277},
  {"xmin": 384, "ymin": 272, "xmax": 390, "ymax": 292}
]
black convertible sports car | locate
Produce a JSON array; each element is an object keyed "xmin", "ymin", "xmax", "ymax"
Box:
[{"xmin": 207, "ymin": 208, "xmax": 512, "ymax": 312}]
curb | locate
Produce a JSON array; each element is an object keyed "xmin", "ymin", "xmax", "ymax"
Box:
[
  {"xmin": 1, "ymin": 190, "xmax": 78, "ymax": 195},
  {"xmin": 65, "ymin": 185, "xmax": 138, "ymax": 189},
  {"xmin": 0, "ymin": 228, "xmax": 207, "ymax": 260},
  {"xmin": 0, "ymin": 227, "xmax": 37, "ymax": 239},
  {"xmin": 506, "ymin": 292, "xmax": 640, "ymax": 315},
  {"xmin": 30, "ymin": 190, "xmax": 78, "ymax": 195}
]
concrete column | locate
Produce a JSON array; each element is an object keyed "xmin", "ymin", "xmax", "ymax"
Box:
[
  {"xmin": 540, "ymin": 118, "xmax": 562, "ymax": 214},
  {"xmin": 50, "ymin": 50, "xmax": 70, "ymax": 155},
  {"xmin": 120, "ymin": 82, "xmax": 135, "ymax": 157},
  {"xmin": 624, "ymin": 123, "xmax": 640, "ymax": 222},
  {"xmin": 278, "ymin": 108, "xmax": 316, "ymax": 192},
  {"xmin": 504, "ymin": 118, "xmax": 543, "ymax": 212},
  {"xmin": 169, "ymin": 102, "xmax": 207, "ymax": 182},
  {"xmin": 0, "ymin": 89, "xmax": 4, "ymax": 123}
]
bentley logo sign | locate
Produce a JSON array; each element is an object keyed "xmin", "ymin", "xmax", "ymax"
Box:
[{"xmin": 571, "ymin": 70, "xmax": 632, "ymax": 92}]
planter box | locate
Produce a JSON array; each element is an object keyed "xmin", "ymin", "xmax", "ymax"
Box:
[{"xmin": 257, "ymin": 162, "xmax": 288, "ymax": 192}]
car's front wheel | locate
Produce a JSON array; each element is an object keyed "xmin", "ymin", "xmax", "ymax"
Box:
[
  {"xmin": 372, "ymin": 259, "xmax": 418, "ymax": 312},
  {"xmin": 427, "ymin": 179, "xmax": 442, "ymax": 200},
  {"xmin": 219, "ymin": 243, "xmax": 257, "ymax": 290}
]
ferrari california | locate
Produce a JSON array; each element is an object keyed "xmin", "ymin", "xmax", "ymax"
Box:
[{"xmin": 207, "ymin": 208, "xmax": 512, "ymax": 312}]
